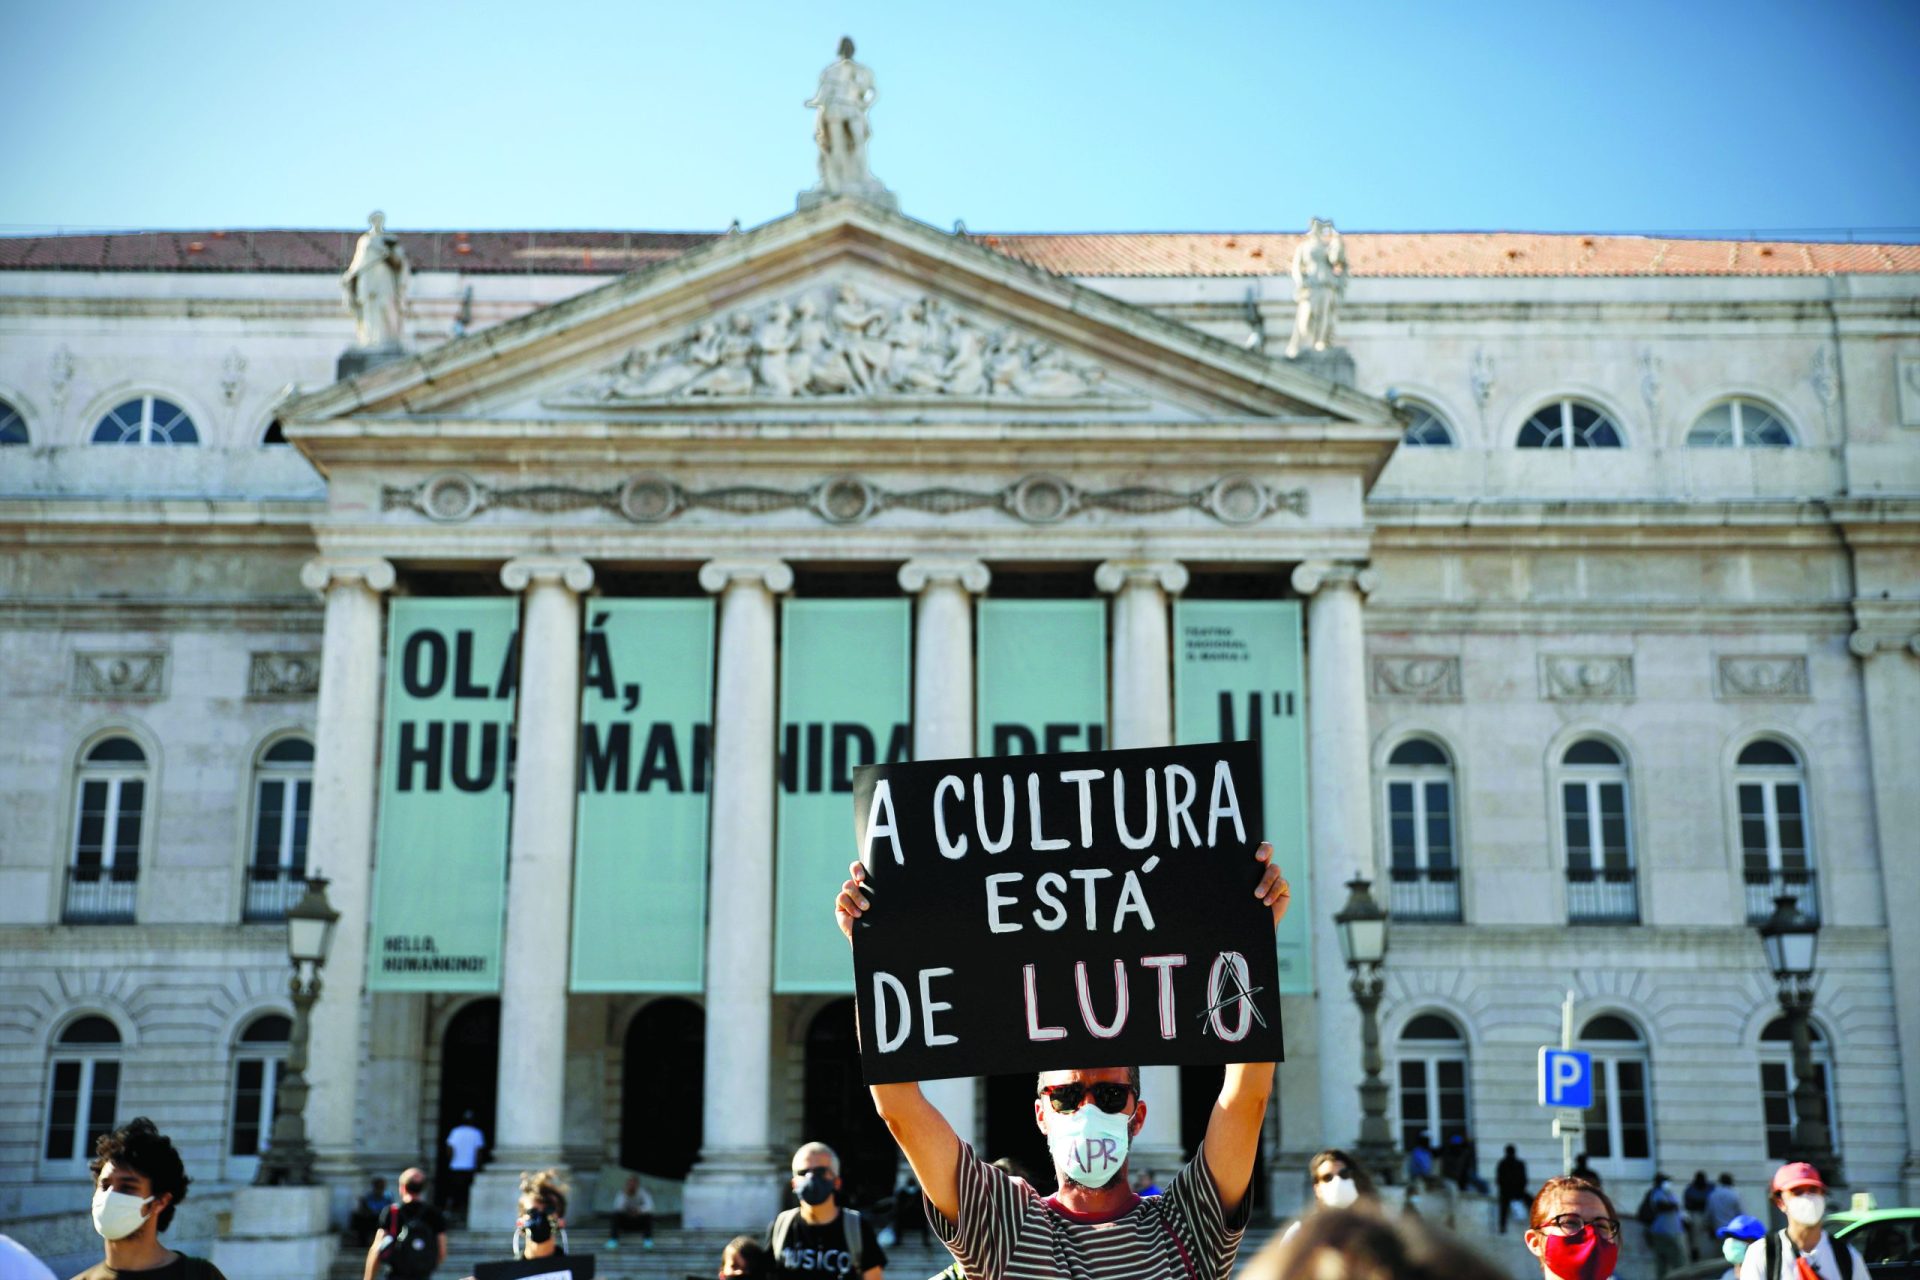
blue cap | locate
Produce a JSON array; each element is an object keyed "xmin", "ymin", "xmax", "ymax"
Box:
[{"xmin": 1720, "ymin": 1215, "xmax": 1767, "ymax": 1242}]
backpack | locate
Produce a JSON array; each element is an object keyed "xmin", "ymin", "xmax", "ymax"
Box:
[
  {"xmin": 380, "ymin": 1202, "xmax": 439, "ymax": 1277},
  {"xmin": 772, "ymin": 1206, "xmax": 864, "ymax": 1275},
  {"xmin": 1635, "ymin": 1190, "xmax": 1656, "ymax": 1227},
  {"xmin": 1761, "ymin": 1230, "xmax": 1854, "ymax": 1280}
]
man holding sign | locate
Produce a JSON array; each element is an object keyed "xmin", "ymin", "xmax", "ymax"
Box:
[{"xmin": 835, "ymin": 742, "xmax": 1289, "ymax": 1280}]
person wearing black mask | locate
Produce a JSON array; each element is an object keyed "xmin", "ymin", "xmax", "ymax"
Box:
[
  {"xmin": 766, "ymin": 1143, "xmax": 885, "ymax": 1279},
  {"xmin": 366, "ymin": 1168, "xmax": 445, "ymax": 1280},
  {"xmin": 460, "ymin": 1169, "xmax": 584, "ymax": 1280}
]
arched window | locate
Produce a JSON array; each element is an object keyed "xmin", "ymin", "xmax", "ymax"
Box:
[
  {"xmin": 1758, "ymin": 1016, "xmax": 1837, "ymax": 1161},
  {"xmin": 1384, "ymin": 738, "xmax": 1460, "ymax": 921},
  {"xmin": 1399, "ymin": 402, "xmax": 1456, "ymax": 447},
  {"xmin": 246, "ymin": 737, "xmax": 314, "ymax": 921},
  {"xmin": 0, "ymin": 398, "xmax": 28, "ymax": 445},
  {"xmin": 1396, "ymin": 1013, "xmax": 1469, "ymax": 1152},
  {"xmin": 1736, "ymin": 738, "xmax": 1815, "ymax": 924},
  {"xmin": 229, "ymin": 1014, "xmax": 291, "ymax": 1166},
  {"xmin": 1559, "ymin": 738, "xmax": 1637, "ymax": 923},
  {"xmin": 90, "ymin": 396, "xmax": 198, "ymax": 446},
  {"xmin": 1577, "ymin": 1015, "xmax": 1653, "ymax": 1181},
  {"xmin": 66, "ymin": 737, "xmax": 147, "ymax": 924},
  {"xmin": 1687, "ymin": 398, "xmax": 1795, "ymax": 448},
  {"xmin": 44, "ymin": 1016, "xmax": 121, "ymax": 1164},
  {"xmin": 1517, "ymin": 399, "xmax": 1623, "ymax": 449}
]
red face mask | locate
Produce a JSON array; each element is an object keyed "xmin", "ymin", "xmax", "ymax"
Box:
[{"xmin": 1542, "ymin": 1230, "xmax": 1618, "ymax": 1280}]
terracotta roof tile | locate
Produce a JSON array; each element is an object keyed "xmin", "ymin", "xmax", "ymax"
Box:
[{"xmin": 1, "ymin": 227, "xmax": 1913, "ymax": 279}]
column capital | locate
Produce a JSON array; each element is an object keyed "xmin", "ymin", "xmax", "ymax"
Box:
[
  {"xmin": 300, "ymin": 556, "xmax": 395, "ymax": 596},
  {"xmin": 1290, "ymin": 560, "xmax": 1379, "ymax": 598},
  {"xmin": 898, "ymin": 558, "xmax": 991, "ymax": 594},
  {"xmin": 699, "ymin": 558, "xmax": 794, "ymax": 595},
  {"xmin": 501, "ymin": 556, "xmax": 594, "ymax": 594},
  {"xmin": 1094, "ymin": 559, "xmax": 1188, "ymax": 596},
  {"xmin": 1848, "ymin": 628, "xmax": 1920, "ymax": 659}
]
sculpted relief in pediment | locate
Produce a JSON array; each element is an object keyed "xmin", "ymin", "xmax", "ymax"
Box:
[{"xmin": 548, "ymin": 281, "xmax": 1132, "ymax": 406}]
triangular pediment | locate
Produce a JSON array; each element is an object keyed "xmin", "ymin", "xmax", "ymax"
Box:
[{"xmin": 281, "ymin": 197, "xmax": 1394, "ymax": 433}]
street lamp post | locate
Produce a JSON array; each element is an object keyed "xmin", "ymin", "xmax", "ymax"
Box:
[
  {"xmin": 1333, "ymin": 873, "xmax": 1395, "ymax": 1182},
  {"xmin": 1755, "ymin": 892, "xmax": 1843, "ymax": 1188},
  {"xmin": 255, "ymin": 876, "xmax": 340, "ymax": 1187}
]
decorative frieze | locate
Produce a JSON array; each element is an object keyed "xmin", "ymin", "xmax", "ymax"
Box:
[
  {"xmin": 248, "ymin": 651, "xmax": 322, "ymax": 700},
  {"xmin": 71, "ymin": 651, "xmax": 167, "ymax": 700},
  {"xmin": 1538, "ymin": 655, "xmax": 1633, "ymax": 701},
  {"xmin": 383, "ymin": 471, "xmax": 1308, "ymax": 529},
  {"xmin": 1714, "ymin": 655, "xmax": 1809, "ymax": 700},
  {"xmin": 1371, "ymin": 655, "xmax": 1462, "ymax": 701}
]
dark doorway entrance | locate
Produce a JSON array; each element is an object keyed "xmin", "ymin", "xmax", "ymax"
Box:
[
  {"xmin": 803, "ymin": 999, "xmax": 899, "ymax": 1208},
  {"xmin": 983, "ymin": 1074, "xmax": 1055, "ymax": 1192},
  {"xmin": 621, "ymin": 998, "xmax": 705, "ymax": 1178},
  {"xmin": 435, "ymin": 998, "xmax": 499, "ymax": 1190},
  {"xmin": 1179, "ymin": 1064, "xmax": 1266, "ymax": 1210}
]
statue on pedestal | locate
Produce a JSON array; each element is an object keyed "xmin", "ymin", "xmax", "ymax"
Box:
[
  {"xmin": 803, "ymin": 36, "xmax": 893, "ymax": 206},
  {"xmin": 341, "ymin": 211, "xmax": 411, "ymax": 350},
  {"xmin": 1285, "ymin": 218, "xmax": 1348, "ymax": 358}
]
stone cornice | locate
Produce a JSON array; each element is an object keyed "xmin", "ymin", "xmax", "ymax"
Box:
[
  {"xmin": 897, "ymin": 558, "xmax": 992, "ymax": 594},
  {"xmin": 0, "ymin": 597, "xmax": 321, "ymax": 631},
  {"xmin": 0, "ymin": 498, "xmax": 322, "ymax": 545},
  {"xmin": 500, "ymin": 555, "xmax": 594, "ymax": 594},
  {"xmin": 1366, "ymin": 600, "xmax": 1852, "ymax": 634},
  {"xmin": 697, "ymin": 558, "xmax": 794, "ymax": 595}
]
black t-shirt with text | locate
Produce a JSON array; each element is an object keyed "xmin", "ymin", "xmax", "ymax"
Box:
[
  {"xmin": 70, "ymin": 1256, "xmax": 229, "ymax": 1280},
  {"xmin": 769, "ymin": 1210, "xmax": 888, "ymax": 1277}
]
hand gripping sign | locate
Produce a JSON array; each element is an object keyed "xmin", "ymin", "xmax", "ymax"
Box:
[{"xmin": 849, "ymin": 741, "xmax": 1285, "ymax": 1084}]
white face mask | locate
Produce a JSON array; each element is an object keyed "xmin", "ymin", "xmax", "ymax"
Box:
[
  {"xmin": 1317, "ymin": 1175, "xmax": 1359, "ymax": 1209},
  {"xmin": 1046, "ymin": 1105, "xmax": 1132, "ymax": 1189},
  {"xmin": 92, "ymin": 1188, "xmax": 154, "ymax": 1241},
  {"xmin": 1784, "ymin": 1193, "xmax": 1826, "ymax": 1227}
]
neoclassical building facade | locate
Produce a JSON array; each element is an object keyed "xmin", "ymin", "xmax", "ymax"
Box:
[{"xmin": 1, "ymin": 197, "xmax": 1916, "ymax": 1250}]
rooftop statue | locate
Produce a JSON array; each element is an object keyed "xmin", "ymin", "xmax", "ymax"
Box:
[
  {"xmin": 803, "ymin": 36, "xmax": 893, "ymax": 206},
  {"xmin": 340, "ymin": 211, "xmax": 411, "ymax": 351},
  {"xmin": 1285, "ymin": 217, "xmax": 1348, "ymax": 359}
]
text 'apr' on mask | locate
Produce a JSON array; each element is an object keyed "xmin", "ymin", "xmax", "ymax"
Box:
[
  {"xmin": 91, "ymin": 1188, "xmax": 154, "ymax": 1242},
  {"xmin": 1785, "ymin": 1193, "xmax": 1826, "ymax": 1227},
  {"xmin": 1047, "ymin": 1105, "xmax": 1132, "ymax": 1189},
  {"xmin": 1317, "ymin": 1175, "xmax": 1360, "ymax": 1209},
  {"xmin": 795, "ymin": 1168, "xmax": 836, "ymax": 1206}
]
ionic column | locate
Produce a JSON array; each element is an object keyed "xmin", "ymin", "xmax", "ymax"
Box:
[
  {"xmin": 683, "ymin": 559, "xmax": 793, "ymax": 1230},
  {"xmin": 1095, "ymin": 559, "xmax": 1188, "ymax": 1174},
  {"xmin": 470, "ymin": 556, "xmax": 594, "ymax": 1226},
  {"xmin": 1291, "ymin": 560, "xmax": 1379, "ymax": 1158},
  {"xmin": 1850, "ymin": 622, "xmax": 1920, "ymax": 1201},
  {"xmin": 899, "ymin": 557, "xmax": 992, "ymax": 1150},
  {"xmin": 297, "ymin": 556, "xmax": 394, "ymax": 1206}
]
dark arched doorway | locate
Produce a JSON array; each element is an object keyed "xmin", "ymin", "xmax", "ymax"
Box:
[
  {"xmin": 621, "ymin": 998, "xmax": 705, "ymax": 1178},
  {"xmin": 803, "ymin": 999, "xmax": 899, "ymax": 1208},
  {"xmin": 435, "ymin": 998, "xmax": 499, "ymax": 1188},
  {"xmin": 983, "ymin": 1074, "xmax": 1055, "ymax": 1192},
  {"xmin": 1180, "ymin": 1064, "xmax": 1266, "ymax": 1210}
]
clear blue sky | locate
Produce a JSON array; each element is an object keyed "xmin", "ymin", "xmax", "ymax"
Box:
[{"xmin": 3, "ymin": 0, "xmax": 1916, "ymax": 237}]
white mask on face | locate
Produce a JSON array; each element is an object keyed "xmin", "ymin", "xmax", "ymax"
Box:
[
  {"xmin": 92, "ymin": 1188, "xmax": 154, "ymax": 1241},
  {"xmin": 1046, "ymin": 1106, "xmax": 1132, "ymax": 1189},
  {"xmin": 1317, "ymin": 1175, "xmax": 1360, "ymax": 1209},
  {"xmin": 1784, "ymin": 1193, "xmax": 1826, "ymax": 1227}
]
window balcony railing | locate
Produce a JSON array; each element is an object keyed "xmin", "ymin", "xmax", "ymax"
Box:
[
  {"xmin": 1387, "ymin": 865, "xmax": 1463, "ymax": 922},
  {"xmin": 243, "ymin": 867, "xmax": 309, "ymax": 922},
  {"xmin": 62, "ymin": 867, "xmax": 137, "ymax": 924},
  {"xmin": 1566, "ymin": 867, "xmax": 1639, "ymax": 924},
  {"xmin": 1745, "ymin": 866, "xmax": 1818, "ymax": 925}
]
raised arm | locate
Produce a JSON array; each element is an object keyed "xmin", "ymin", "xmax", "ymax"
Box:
[
  {"xmin": 836, "ymin": 861, "xmax": 964, "ymax": 1221},
  {"xmin": 1200, "ymin": 842, "xmax": 1289, "ymax": 1215}
]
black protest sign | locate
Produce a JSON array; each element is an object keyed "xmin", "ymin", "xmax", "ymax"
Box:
[
  {"xmin": 473, "ymin": 1256, "xmax": 595, "ymax": 1280},
  {"xmin": 849, "ymin": 740, "xmax": 1284, "ymax": 1084}
]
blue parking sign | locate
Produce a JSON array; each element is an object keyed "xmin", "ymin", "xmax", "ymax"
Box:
[{"xmin": 1539, "ymin": 1048, "xmax": 1593, "ymax": 1109}]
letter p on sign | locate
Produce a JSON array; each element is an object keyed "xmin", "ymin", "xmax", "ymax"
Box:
[{"xmin": 1538, "ymin": 1048, "xmax": 1593, "ymax": 1109}]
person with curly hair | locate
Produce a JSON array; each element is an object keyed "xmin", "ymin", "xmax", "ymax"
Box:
[{"xmin": 71, "ymin": 1116, "xmax": 227, "ymax": 1280}]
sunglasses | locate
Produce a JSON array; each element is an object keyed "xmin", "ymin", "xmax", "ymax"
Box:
[{"xmin": 1038, "ymin": 1081, "xmax": 1135, "ymax": 1115}]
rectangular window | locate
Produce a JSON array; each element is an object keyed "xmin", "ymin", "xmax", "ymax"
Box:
[
  {"xmin": 1597, "ymin": 783, "xmax": 1629, "ymax": 872},
  {"xmin": 1434, "ymin": 1057, "xmax": 1469, "ymax": 1143},
  {"xmin": 1424, "ymin": 782, "xmax": 1454, "ymax": 870},
  {"xmin": 1759, "ymin": 1059, "xmax": 1831, "ymax": 1161},
  {"xmin": 231, "ymin": 1058, "xmax": 265, "ymax": 1155},
  {"xmin": 1389, "ymin": 782, "xmax": 1417, "ymax": 870},
  {"xmin": 1582, "ymin": 1062, "xmax": 1610, "ymax": 1159},
  {"xmin": 1563, "ymin": 783, "xmax": 1592, "ymax": 872},
  {"xmin": 1775, "ymin": 783, "xmax": 1806, "ymax": 870},
  {"xmin": 253, "ymin": 781, "xmax": 286, "ymax": 871},
  {"xmin": 112, "ymin": 783, "xmax": 143, "ymax": 877},
  {"xmin": 75, "ymin": 780, "xmax": 110, "ymax": 871},
  {"xmin": 1615, "ymin": 1059, "xmax": 1650, "ymax": 1159},
  {"xmin": 44, "ymin": 1060, "xmax": 81, "ymax": 1160},
  {"xmin": 1739, "ymin": 783, "xmax": 1770, "ymax": 870},
  {"xmin": 1398, "ymin": 1060, "xmax": 1430, "ymax": 1152},
  {"xmin": 289, "ymin": 780, "xmax": 310, "ymax": 874}
]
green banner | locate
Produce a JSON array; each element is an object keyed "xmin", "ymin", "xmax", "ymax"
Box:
[
  {"xmin": 1174, "ymin": 600, "xmax": 1311, "ymax": 994},
  {"xmin": 775, "ymin": 599, "xmax": 910, "ymax": 993},
  {"xmin": 369, "ymin": 598, "xmax": 518, "ymax": 993},
  {"xmin": 571, "ymin": 599, "xmax": 715, "ymax": 993},
  {"xmin": 976, "ymin": 599, "xmax": 1107, "ymax": 757}
]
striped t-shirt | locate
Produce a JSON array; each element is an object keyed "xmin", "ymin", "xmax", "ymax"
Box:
[{"xmin": 927, "ymin": 1143, "xmax": 1252, "ymax": 1280}]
